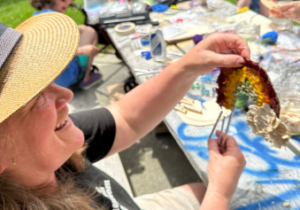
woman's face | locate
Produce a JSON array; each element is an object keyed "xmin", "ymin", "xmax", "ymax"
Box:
[
  {"xmin": 52, "ymin": 0, "xmax": 73, "ymax": 13},
  {"xmin": 0, "ymin": 83, "xmax": 84, "ymax": 187}
]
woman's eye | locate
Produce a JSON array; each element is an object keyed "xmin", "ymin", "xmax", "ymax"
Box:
[{"xmin": 35, "ymin": 94, "xmax": 45, "ymax": 107}]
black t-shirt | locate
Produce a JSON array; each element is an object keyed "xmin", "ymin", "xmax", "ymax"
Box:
[{"xmin": 69, "ymin": 108, "xmax": 140, "ymax": 210}]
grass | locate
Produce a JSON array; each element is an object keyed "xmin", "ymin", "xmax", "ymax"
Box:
[
  {"xmin": 0, "ymin": 0, "xmax": 113, "ymax": 52},
  {"xmin": 0, "ymin": 0, "xmax": 85, "ymax": 28}
]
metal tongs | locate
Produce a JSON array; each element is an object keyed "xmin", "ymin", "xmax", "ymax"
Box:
[{"xmin": 208, "ymin": 109, "xmax": 234, "ymax": 153}]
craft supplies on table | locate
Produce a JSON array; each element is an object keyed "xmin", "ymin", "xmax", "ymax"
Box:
[
  {"xmin": 162, "ymin": 26, "xmax": 187, "ymax": 40},
  {"xmin": 168, "ymin": 25, "xmax": 215, "ymax": 44},
  {"xmin": 175, "ymin": 96, "xmax": 231, "ymax": 126},
  {"xmin": 141, "ymin": 51, "xmax": 152, "ymax": 60},
  {"xmin": 261, "ymin": 31, "xmax": 278, "ymax": 45},
  {"xmin": 226, "ymin": 10, "xmax": 283, "ymax": 36},
  {"xmin": 114, "ymin": 22, "xmax": 136, "ymax": 35},
  {"xmin": 188, "ymin": 71, "xmax": 219, "ymax": 102},
  {"xmin": 235, "ymin": 22, "xmax": 261, "ymax": 62},
  {"xmin": 279, "ymin": 89, "xmax": 300, "ymax": 135},
  {"xmin": 133, "ymin": 68, "xmax": 162, "ymax": 76},
  {"xmin": 83, "ymin": 0, "xmax": 103, "ymax": 24},
  {"xmin": 152, "ymin": 4, "xmax": 169, "ymax": 13},
  {"xmin": 150, "ymin": 29, "xmax": 167, "ymax": 62},
  {"xmin": 140, "ymin": 34, "xmax": 150, "ymax": 46},
  {"xmin": 104, "ymin": 4, "xmax": 300, "ymax": 207}
]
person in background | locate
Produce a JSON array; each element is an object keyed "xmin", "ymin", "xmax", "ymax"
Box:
[
  {"xmin": 0, "ymin": 13, "xmax": 248, "ymax": 210},
  {"xmin": 237, "ymin": 0, "xmax": 269, "ymax": 16},
  {"xmin": 270, "ymin": 1, "xmax": 300, "ymax": 22},
  {"xmin": 31, "ymin": 0, "xmax": 102, "ymax": 90}
]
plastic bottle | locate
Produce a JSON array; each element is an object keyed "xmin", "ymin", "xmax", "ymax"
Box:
[{"xmin": 150, "ymin": 29, "xmax": 166, "ymax": 62}]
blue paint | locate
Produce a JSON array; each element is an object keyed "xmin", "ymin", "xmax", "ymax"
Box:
[
  {"xmin": 201, "ymin": 85, "xmax": 206, "ymax": 95},
  {"xmin": 177, "ymin": 123, "xmax": 214, "ymax": 141},
  {"xmin": 184, "ymin": 145, "xmax": 209, "ymax": 161},
  {"xmin": 256, "ymin": 179, "xmax": 300, "ymax": 185},
  {"xmin": 185, "ymin": 93, "xmax": 207, "ymax": 110},
  {"xmin": 205, "ymin": 90, "xmax": 210, "ymax": 96},
  {"xmin": 186, "ymin": 93, "xmax": 206, "ymax": 103},
  {"xmin": 213, "ymin": 88, "xmax": 216, "ymax": 97},
  {"xmin": 294, "ymin": 136, "xmax": 300, "ymax": 142},
  {"xmin": 176, "ymin": 114, "xmax": 300, "ymax": 209},
  {"xmin": 201, "ymin": 74, "xmax": 212, "ymax": 83}
]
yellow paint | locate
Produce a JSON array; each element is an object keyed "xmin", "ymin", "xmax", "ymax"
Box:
[{"xmin": 236, "ymin": 7, "xmax": 249, "ymax": 14}]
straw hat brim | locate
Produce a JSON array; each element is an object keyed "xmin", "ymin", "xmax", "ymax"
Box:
[{"xmin": 0, "ymin": 13, "xmax": 80, "ymax": 123}]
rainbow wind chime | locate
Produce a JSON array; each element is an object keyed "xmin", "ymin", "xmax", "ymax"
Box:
[{"xmin": 215, "ymin": 59, "xmax": 290, "ymax": 148}]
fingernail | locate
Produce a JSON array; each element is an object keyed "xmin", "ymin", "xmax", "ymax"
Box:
[{"xmin": 237, "ymin": 57, "xmax": 244, "ymax": 64}]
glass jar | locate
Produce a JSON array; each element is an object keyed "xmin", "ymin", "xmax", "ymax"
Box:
[
  {"xmin": 269, "ymin": 14, "xmax": 293, "ymax": 32},
  {"xmin": 150, "ymin": 29, "xmax": 166, "ymax": 62},
  {"xmin": 235, "ymin": 23, "xmax": 261, "ymax": 62},
  {"xmin": 278, "ymin": 89, "xmax": 300, "ymax": 135}
]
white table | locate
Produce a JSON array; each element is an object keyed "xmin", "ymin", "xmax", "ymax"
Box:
[{"xmin": 105, "ymin": 6, "xmax": 300, "ymax": 209}]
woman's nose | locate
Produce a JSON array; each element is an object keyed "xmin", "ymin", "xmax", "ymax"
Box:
[{"xmin": 51, "ymin": 83, "xmax": 73, "ymax": 110}]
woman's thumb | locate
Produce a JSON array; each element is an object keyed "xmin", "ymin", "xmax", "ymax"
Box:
[{"xmin": 212, "ymin": 54, "xmax": 245, "ymax": 68}]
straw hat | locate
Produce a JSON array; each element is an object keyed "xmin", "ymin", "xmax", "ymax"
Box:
[{"xmin": 0, "ymin": 13, "xmax": 80, "ymax": 123}]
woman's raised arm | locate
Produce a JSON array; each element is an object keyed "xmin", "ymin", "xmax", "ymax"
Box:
[{"xmin": 105, "ymin": 33, "xmax": 250, "ymax": 156}]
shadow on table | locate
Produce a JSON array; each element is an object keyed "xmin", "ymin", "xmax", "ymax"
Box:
[{"xmin": 119, "ymin": 130, "xmax": 202, "ymax": 196}]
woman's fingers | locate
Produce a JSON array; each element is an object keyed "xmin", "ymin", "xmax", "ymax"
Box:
[
  {"xmin": 269, "ymin": 9, "xmax": 285, "ymax": 18},
  {"xmin": 215, "ymin": 131, "xmax": 242, "ymax": 155},
  {"xmin": 208, "ymin": 53, "xmax": 245, "ymax": 68},
  {"xmin": 208, "ymin": 138, "xmax": 221, "ymax": 156},
  {"xmin": 279, "ymin": 2, "xmax": 294, "ymax": 11},
  {"xmin": 223, "ymin": 135, "xmax": 240, "ymax": 153},
  {"xmin": 207, "ymin": 33, "xmax": 250, "ymax": 59}
]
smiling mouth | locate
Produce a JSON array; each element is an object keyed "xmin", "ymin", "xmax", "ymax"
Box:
[{"xmin": 55, "ymin": 116, "xmax": 68, "ymax": 131}]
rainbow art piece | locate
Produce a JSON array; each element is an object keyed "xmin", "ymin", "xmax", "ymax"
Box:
[{"xmin": 216, "ymin": 59, "xmax": 290, "ymax": 148}]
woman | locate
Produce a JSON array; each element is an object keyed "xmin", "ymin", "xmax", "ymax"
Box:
[
  {"xmin": 0, "ymin": 13, "xmax": 247, "ymax": 209},
  {"xmin": 31, "ymin": 0, "xmax": 102, "ymax": 89}
]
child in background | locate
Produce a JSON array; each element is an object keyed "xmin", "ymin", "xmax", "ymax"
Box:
[
  {"xmin": 237, "ymin": 0, "xmax": 269, "ymax": 16},
  {"xmin": 31, "ymin": 0, "xmax": 102, "ymax": 90}
]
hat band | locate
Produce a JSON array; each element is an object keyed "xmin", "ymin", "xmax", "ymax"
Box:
[{"xmin": 0, "ymin": 25, "xmax": 23, "ymax": 70}]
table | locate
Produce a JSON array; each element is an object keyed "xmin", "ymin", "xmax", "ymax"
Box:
[{"xmin": 105, "ymin": 4, "xmax": 300, "ymax": 210}]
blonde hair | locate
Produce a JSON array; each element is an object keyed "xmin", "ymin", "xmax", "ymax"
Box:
[{"xmin": 0, "ymin": 147, "xmax": 106, "ymax": 210}]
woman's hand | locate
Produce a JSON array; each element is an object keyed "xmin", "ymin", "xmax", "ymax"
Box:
[
  {"xmin": 270, "ymin": 2, "xmax": 300, "ymax": 22},
  {"xmin": 269, "ymin": 8, "xmax": 285, "ymax": 18},
  {"xmin": 179, "ymin": 33, "xmax": 250, "ymax": 76},
  {"xmin": 77, "ymin": 45, "xmax": 99, "ymax": 57},
  {"xmin": 207, "ymin": 131, "xmax": 246, "ymax": 201}
]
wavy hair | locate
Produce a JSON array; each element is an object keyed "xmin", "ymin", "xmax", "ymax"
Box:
[{"xmin": 0, "ymin": 139, "xmax": 106, "ymax": 210}]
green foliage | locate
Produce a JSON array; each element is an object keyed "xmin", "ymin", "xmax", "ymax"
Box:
[
  {"xmin": 226, "ymin": 0, "xmax": 236, "ymax": 5},
  {"xmin": 0, "ymin": 0, "xmax": 84, "ymax": 28}
]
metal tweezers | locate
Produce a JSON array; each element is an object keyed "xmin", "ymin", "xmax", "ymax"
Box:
[{"xmin": 208, "ymin": 110, "xmax": 234, "ymax": 152}]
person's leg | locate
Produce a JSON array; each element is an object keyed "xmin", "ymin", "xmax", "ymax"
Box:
[
  {"xmin": 78, "ymin": 25, "xmax": 99, "ymax": 82},
  {"xmin": 179, "ymin": 182, "xmax": 207, "ymax": 204},
  {"xmin": 260, "ymin": 1, "xmax": 269, "ymax": 16},
  {"xmin": 250, "ymin": 0, "xmax": 260, "ymax": 14},
  {"xmin": 237, "ymin": 0, "xmax": 251, "ymax": 8}
]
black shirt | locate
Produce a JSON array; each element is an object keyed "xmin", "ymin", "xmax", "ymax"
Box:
[{"xmin": 70, "ymin": 108, "xmax": 140, "ymax": 210}]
